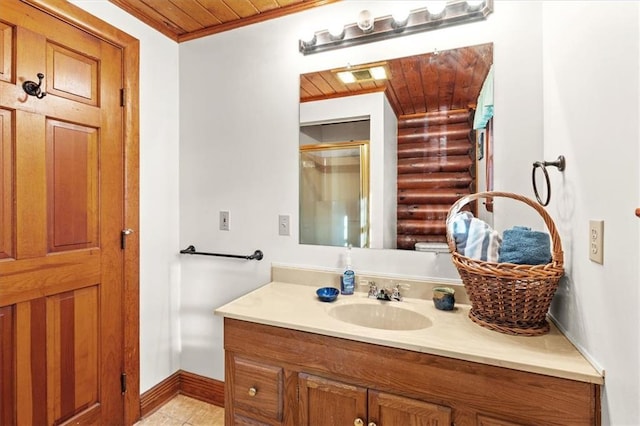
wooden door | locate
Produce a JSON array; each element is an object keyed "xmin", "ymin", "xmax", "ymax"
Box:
[
  {"xmin": 0, "ymin": 1, "xmax": 127, "ymax": 424},
  {"xmin": 298, "ymin": 373, "xmax": 367, "ymax": 426},
  {"xmin": 368, "ymin": 390, "xmax": 452, "ymax": 426}
]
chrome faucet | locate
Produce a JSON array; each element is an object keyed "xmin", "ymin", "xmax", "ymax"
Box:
[{"xmin": 367, "ymin": 282, "xmax": 403, "ymax": 301}]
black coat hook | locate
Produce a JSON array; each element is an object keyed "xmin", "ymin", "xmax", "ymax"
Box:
[{"xmin": 22, "ymin": 73, "xmax": 47, "ymax": 99}]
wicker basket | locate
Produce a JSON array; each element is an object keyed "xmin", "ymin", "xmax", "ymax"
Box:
[{"xmin": 445, "ymin": 191, "xmax": 564, "ymax": 336}]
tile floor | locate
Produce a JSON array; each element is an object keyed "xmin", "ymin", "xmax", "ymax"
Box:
[{"xmin": 135, "ymin": 394, "xmax": 224, "ymax": 426}]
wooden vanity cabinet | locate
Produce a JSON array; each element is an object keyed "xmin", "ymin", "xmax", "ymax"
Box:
[{"xmin": 224, "ymin": 318, "xmax": 600, "ymax": 426}]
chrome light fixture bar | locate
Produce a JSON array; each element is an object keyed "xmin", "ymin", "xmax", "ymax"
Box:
[{"xmin": 299, "ymin": 0, "xmax": 493, "ymax": 55}]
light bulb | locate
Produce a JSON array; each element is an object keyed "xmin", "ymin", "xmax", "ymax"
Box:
[
  {"xmin": 426, "ymin": 1, "xmax": 448, "ymax": 17},
  {"xmin": 336, "ymin": 71, "xmax": 356, "ymax": 84},
  {"xmin": 392, "ymin": 8, "xmax": 411, "ymax": 26},
  {"xmin": 300, "ymin": 30, "xmax": 316, "ymax": 46},
  {"xmin": 357, "ymin": 10, "xmax": 374, "ymax": 32},
  {"xmin": 466, "ymin": 0, "xmax": 484, "ymax": 9},
  {"xmin": 328, "ymin": 22, "xmax": 345, "ymax": 39},
  {"xmin": 369, "ymin": 67, "xmax": 387, "ymax": 80}
]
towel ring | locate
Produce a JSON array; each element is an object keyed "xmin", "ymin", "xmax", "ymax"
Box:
[{"xmin": 532, "ymin": 155, "xmax": 565, "ymax": 206}]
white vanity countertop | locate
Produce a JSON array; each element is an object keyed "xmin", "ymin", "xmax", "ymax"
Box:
[{"xmin": 215, "ymin": 281, "xmax": 603, "ymax": 385}]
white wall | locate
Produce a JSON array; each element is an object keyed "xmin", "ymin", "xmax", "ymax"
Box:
[
  {"xmin": 71, "ymin": 1, "xmax": 181, "ymax": 393},
  {"xmin": 542, "ymin": 2, "xmax": 640, "ymax": 424}
]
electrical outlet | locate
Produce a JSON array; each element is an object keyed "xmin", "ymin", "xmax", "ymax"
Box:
[
  {"xmin": 589, "ymin": 220, "xmax": 604, "ymax": 264},
  {"xmin": 220, "ymin": 211, "xmax": 230, "ymax": 231},
  {"xmin": 279, "ymin": 215, "xmax": 290, "ymax": 236}
]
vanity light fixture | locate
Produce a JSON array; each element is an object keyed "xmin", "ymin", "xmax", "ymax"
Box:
[{"xmin": 299, "ymin": 0, "xmax": 493, "ymax": 55}]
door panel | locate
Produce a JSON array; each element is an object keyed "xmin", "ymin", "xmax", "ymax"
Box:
[
  {"xmin": 47, "ymin": 287, "xmax": 99, "ymax": 423},
  {"xmin": 0, "ymin": 306, "xmax": 15, "ymax": 425},
  {"xmin": 0, "ymin": 1, "xmax": 126, "ymax": 424},
  {"xmin": 46, "ymin": 42, "xmax": 99, "ymax": 105},
  {"xmin": 15, "ymin": 110, "xmax": 47, "ymax": 259},
  {"xmin": 0, "ymin": 23, "xmax": 12, "ymax": 82},
  {"xmin": 15, "ymin": 298, "xmax": 47, "ymax": 425},
  {"xmin": 0, "ymin": 108, "xmax": 13, "ymax": 259},
  {"xmin": 46, "ymin": 120, "xmax": 99, "ymax": 252}
]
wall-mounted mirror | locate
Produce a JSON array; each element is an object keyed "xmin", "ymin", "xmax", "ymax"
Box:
[{"xmin": 299, "ymin": 42, "xmax": 494, "ymax": 251}]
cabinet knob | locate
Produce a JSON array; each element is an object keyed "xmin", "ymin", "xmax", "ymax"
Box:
[
  {"xmin": 368, "ymin": 423, "xmax": 377, "ymax": 426},
  {"xmin": 248, "ymin": 387, "xmax": 257, "ymax": 397},
  {"xmin": 354, "ymin": 418, "xmax": 364, "ymax": 426}
]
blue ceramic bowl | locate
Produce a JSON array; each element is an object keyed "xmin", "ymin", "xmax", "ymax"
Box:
[
  {"xmin": 316, "ymin": 287, "xmax": 339, "ymax": 302},
  {"xmin": 433, "ymin": 287, "xmax": 456, "ymax": 311}
]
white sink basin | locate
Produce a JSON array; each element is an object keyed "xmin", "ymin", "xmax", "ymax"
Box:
[{"xmin": 328, "ymin": 302, "xmax": 431, "ymax": 330}]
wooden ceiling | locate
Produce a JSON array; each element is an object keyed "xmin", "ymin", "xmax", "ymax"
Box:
[
  {"xmin": 108, "ymin": 0, "xmax": 337, "ymax": 42},
  {"xmin": 300, "ymin": 43, "xmax": 493, "ymax": 117}
]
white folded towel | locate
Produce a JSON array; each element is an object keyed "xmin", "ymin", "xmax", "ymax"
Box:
[{"xmin": 449, "ymin": 211, "xmax": 501, "ymax": 262}]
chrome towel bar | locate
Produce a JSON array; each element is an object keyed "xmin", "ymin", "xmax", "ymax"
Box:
[{"xmin": 179, "ymin": 245, "xmax": 263, "ymax": 261}]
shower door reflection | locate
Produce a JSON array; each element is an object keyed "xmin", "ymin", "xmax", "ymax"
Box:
[{"xmin": 299, "ymin": 142, "xmax": 369, "ymax": 248}]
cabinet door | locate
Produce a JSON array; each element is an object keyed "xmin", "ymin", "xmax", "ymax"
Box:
[
  {"xmin": 477, "ymin": 414, "xmax": 525, "ymax": 426},
  {"xmin": 368, "ymin": 390, "xmax": 452, "ymax": 426},
  {"xmin": 298, "ymin": 373, "xmax": 367, "ymax": 426}
]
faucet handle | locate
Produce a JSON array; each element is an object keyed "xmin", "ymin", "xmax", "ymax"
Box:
[
  {"xmin": 359, "ymin": 279, "xmax": 377, "ymax": 297},
  {"xmin": 368, "ymin": 282, "xmax": 377, "ymax": 297},
  {"xmin": 389, "ymin": 282, "xmax": 408, "ymax": 300}
]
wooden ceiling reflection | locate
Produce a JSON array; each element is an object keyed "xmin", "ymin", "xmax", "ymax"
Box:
[
  {"xmin": 300, "ymin": 43, "xmax": 493, "ymax": 117},
  {"xmin": 108, "ymin": 0, "xmax": 337, "ymax": 42}
]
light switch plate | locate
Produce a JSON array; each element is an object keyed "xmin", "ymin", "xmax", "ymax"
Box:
[
  {"xmin": 279, "ymin": 215, "xmax": 290, "ymax": 236},
  {"xmin": 220, "ymin": 211, "xmax": 230, "ymax": 231},
  {"xmin": 589, "ymin": 220, "xmax": 604, "ymax": 264}
]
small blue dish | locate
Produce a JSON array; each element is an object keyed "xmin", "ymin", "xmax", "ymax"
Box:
[{"xmin": 316, "ymin": 287, "xmax": 339, "ymax": 302}]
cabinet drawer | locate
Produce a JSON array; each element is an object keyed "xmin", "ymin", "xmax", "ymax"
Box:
[{"xmin": 232, "ymin": 356, "xmax": 283, "ymax": 422}]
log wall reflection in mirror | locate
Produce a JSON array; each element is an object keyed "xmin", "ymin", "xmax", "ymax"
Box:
[{"xmin": 299, "ymin": 43, "xmax": 494, "ymax": 251}]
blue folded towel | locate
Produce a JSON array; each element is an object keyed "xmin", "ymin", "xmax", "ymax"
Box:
[
  {"xmin": 498, "ymin": 226, "xmax": 551, "ymax": 265},
  {"xmin": 449, "ymin": 211, "xmax": 501, "ymax": 262}
]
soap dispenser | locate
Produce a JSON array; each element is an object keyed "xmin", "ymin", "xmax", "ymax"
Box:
[{"xmin": 341, "ymin": 245, "xmax": 355, "ymax": 295}]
